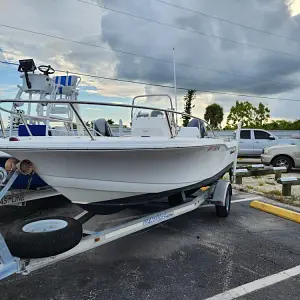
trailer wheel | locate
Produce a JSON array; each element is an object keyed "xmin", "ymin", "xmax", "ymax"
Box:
[
  {"xmin": 215, "ymin": 186, "xmax": 232, "ymax": 218},
  {"xmin": 5, "ymin": 216, "xmax": 82, "ymax": 258}
]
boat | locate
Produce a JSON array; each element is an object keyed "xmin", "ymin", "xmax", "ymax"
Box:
[{"xmin": 0, "ymin": 59, "xmax": 238, "ymax": 213}]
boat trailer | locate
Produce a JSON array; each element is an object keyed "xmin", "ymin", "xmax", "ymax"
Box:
[{"xmin": 0, "ymin": 179, "xmax": 232, "ymax": 280}]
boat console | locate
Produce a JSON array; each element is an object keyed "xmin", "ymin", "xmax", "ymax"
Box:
[
  {"xmin": 130, "ymin": 95, "xmax": 178, "ymax": 137},
  {"xmin": 9, "ymin": 59, "xmax": 82, "ymax": 137}
]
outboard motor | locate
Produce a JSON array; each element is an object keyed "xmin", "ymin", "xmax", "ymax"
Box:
[
  {"xmin": 94, "ymin": 118, "xmax": 113, "ymax": 136},
  {"xmin": 187, "ymin": 118, "xmax": 207, "ymax": 138}
]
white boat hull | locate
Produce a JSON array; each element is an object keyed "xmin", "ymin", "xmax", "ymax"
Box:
[{"xmin": 3, "ymin": 138, "xmax": 237, "ymax": 206}]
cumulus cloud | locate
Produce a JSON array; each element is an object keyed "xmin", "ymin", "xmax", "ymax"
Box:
[
  {"xmin": 98, "ymin": 0, "xmax": 300, "ymax": 119},
  {"xmin": 101, "ymin": 0, "xmax": 300, "ymax": 94}
]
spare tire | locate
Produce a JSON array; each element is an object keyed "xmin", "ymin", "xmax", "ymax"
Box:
[{"xmin": 5, "ymin": 216, "xmax": 82, "ymax": 258}]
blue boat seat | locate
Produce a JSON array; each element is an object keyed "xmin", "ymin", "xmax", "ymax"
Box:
[
  {"xmin": 53, "ymin": 75, "xmax": 80, "ymax": 95},
  {"xmin": 18, "ymin": 124, "xmax": 49, "ymax": 136}
]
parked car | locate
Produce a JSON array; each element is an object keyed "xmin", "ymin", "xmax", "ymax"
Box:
[
  {"xmin": 236, "ymin": 129, "xmax": 297, "ymax": 157},
  {"xmin": 261, "ymin": 144, "xmax": 300, "ymax": 172}
]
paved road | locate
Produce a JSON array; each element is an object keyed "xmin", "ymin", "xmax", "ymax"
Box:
[{"xmin": 0, "ymin": 191, "xmax": 299, "ymax": 300}]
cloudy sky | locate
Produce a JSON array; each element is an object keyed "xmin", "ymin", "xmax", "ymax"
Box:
[{"xmin": 1, "ymin": 0, "xmax": 300, "ymax": 126}]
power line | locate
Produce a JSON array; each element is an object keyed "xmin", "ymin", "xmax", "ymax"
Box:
[
  {"xmin": 155, "ymin": 0, "xmax": 300, "ymax": 44},
  {"xmin": 76, "ymin": 0, "xmax": 300, "ymax": 59},
  {"xmin": 0, "ymin": 60, "xmax": 18, "ymax": 66},
  {"xmin": 0, "ymin": 23, "xmax": 169, "ymax": 64},
  {"xmin": 0, "ymin": 22, "xmax": 298, "ymax": 90},
  {"xmin": 1, "ymin": 59, "xmax": 300, "ymax": 103}
]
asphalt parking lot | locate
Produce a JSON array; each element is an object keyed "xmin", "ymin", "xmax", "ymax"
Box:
[{"xmin": 0, "ymin": 191, "xmax": 299, "ymax": 300}]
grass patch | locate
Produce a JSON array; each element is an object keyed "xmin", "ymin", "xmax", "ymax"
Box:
[
  {"xmin": 266, "ymin": 181, "xmax": 276, "ymax": 186},
  {"xmin": 233, "ymin": 182, "xmax": 300, "ymax": 207},
  {"xmin": 253, "ymin": 175, "xmax": 261, "ymax": 179},
  {"xmin": 258, "ymin": 181, "xmax": 265, "ymax": 186},
  {"xmin": 290, "ymin": 195, "xmax": 300, "ymax": 203},
  {"xmin": 263, "ymin": 189, "xmax": 282, "ymax": 197}
]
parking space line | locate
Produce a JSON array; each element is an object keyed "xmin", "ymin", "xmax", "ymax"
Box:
[
  {"xmin": 204, "ymin": 265, "xmax": 300, "ymax": 300},
  {"xmin": 232, "ymin": 197, "xmax": 262, "ymax": 203},
  {"xmin": 250, "ymin": 200, "xmax": 300, "ymax": 223},
  {"xmin": 74, "ymin": 211, "xmax": 89, "ymax": 220},
  {"xmin": 183, "ymin": 197, "xmax": 261, "ymax": 209}
]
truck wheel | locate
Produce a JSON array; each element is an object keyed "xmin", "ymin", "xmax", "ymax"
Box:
[
  {"xmin": 5, "ymin": 216, "xmax": 82, "ymax": 258},
  {"xmin": 215, "ymin": 186, "xmax": 232, "ymax": 218},
  {"xmin": 272, "ymin": 155, "xmax": 293, "ymax": 172}
]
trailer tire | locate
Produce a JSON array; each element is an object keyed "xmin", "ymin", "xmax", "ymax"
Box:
[
  {"xmin": 5, "ymin": 216, "xmax": 82, "ymax": 258},
  {"xmin": 215, "ymin": 185, "xmax": 232, "ymax": 218}
]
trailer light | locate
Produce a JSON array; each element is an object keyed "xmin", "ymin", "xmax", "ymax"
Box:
[
  {"xmin": 5, "ymin": 158, "xmax": 19, "ymax": 171},
  {"xmin": 9, "ymin": 136, "xmax": 20, "ymax": 141},
  {"xmin": 17, "ymin": 159, "xmax": 35, "ymax": 175},
  {"xmin": 94, "ymin": 238, "xmax": 100, "ymax": 242},
  {"xmin": 200, "ymin": 186, "xmax": 209, "ymax": 191}
]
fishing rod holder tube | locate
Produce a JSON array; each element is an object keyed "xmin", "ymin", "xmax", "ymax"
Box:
[
  {"xmin": 16, "ymin": 160, "xmax": 35, "ymax": 176},
  {"xmin": 4, "ymin": 158, "xmax": 19, "ymax": 172}
]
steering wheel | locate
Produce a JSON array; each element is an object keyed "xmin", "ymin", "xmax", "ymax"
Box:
[{"xmin": 38, "ymin": 65, "xmax": 55, "ymax": 76}]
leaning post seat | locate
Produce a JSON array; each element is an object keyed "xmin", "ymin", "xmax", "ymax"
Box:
[{"xmin": 53, "ymin": 75, "xmax": 80, "ymax": 95}]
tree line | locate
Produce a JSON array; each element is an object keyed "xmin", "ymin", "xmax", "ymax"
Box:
[
  {"xmin": 182, "ymin": 89, "xmax": 300, "ymax": 130},
  {"xmin": 7, "ymin": 93, "xmax": 298, "ymax": 131}
]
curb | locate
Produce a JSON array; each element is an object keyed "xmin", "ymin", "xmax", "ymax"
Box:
[
  {"xmin": 250, "ymin": 200, "xmax": 300, "ymax": 223},
  {"xmin": 232, "ymin": 184, "xmax": 300, "ymax": 208}
]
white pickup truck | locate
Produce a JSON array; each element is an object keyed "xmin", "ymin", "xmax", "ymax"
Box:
[{"xmin": 236, "ymin": 129, "xmax": 297, "ymax": 157}]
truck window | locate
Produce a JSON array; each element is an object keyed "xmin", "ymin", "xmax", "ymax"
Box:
[
  {"xmin": 240, "ymin": 130, "xmax": 251, "ymax": 139},
  {"xmin": 254, "ymin": 130, "xmax": 270, "ymax": 139}
]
